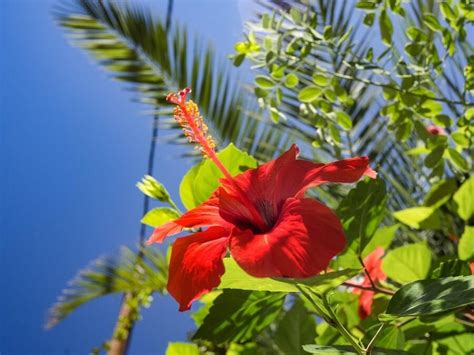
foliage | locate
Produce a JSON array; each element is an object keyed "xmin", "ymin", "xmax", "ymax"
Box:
[{"xmin": 50, "ymin": 0, "xmax": 474, "ymax": 354}]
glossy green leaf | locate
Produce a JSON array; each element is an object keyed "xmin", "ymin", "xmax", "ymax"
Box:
[
  {"xmin": 374, "ymin": 326, "xmax": 405, "ymax": 350},
  {"xmin": 337, "ymin": 179, "xmax": 387, "ymax": 254},
  {"xmin": 362, "ymin": 225, "xmax": 399, "ymax": 258},
  {"xmin": 165, "ymin": 342, "xmax": 199, "ymax": 355},
  {"xmin": 219, "ymin": 258, "xmax": 360, "ymax": 294},
  {"xmin": 453, "ymin": 176, "xmax": 474, "ymax": 221},
  {"xmin": 423, "ymin": 178, "xmax": 457, "ymax": 208},
  {"xmin": 255, "ymin": 75, "xmax": 275, "ymax": 89},
  {"xmin": 384, "ymin": 276, "xmax": 474, "ymax": 317},
  {"xmin": 458, "ymin": 226, "xmax": 474, "ymax": 261},
  {"xmin": 302, "ymin": 345, "xmax": 356, "ymax": 354},
  {"xmin": 380, "ymin": 10, "xmax": 393, "ymax": 46},
  {"xmin": 446, "ymin": 148, "xmax": 468, "ymax": 171},
  {"xmin": 141, "ymin": 207, "xmax": 179, "ymax": 228},
  {"xmin": 285, "ymin": 73, "xmax": 299, "ymax": 88},
  {"xmin": 336, "ymin": 111, "xmax": 352, "ymax": 131},
  {"xmin": 274, "ymin": 299, "xmax": 316, "ymax": 355},
  {"xmin": 179, "ymin": 144, "xmax": 257, "ymax": 209},
  {"xmin": 193, "ymin": 289, "xmax": 284, "ymax": 344},
  {"xmin": 298, "ymin": 86, "xmax": 323, "ymax": 103},
  {"xmin": 312, "ymin": 73, "xmax": 330, "ymax": 86},
  {"xmin": 393, "ymin": 207, "xmax": 440, "ymax": 230},
  {"xmin": 423, "ymin": 14, "xmax": 443, "ymax": 32},
  {"xmin": 382, "ymin": 243, "xmax": 432, "ymax": 284},
  {"xmin": 432, "ymin": 259, "xmax": 471, "ymax": 278}
]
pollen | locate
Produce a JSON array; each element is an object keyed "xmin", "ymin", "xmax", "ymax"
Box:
[{"xmin": 166, "ymin": 88, "xmax": 216, "ymax": 158}]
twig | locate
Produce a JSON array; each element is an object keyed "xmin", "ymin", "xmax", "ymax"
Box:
[{"xmin": 343, "ymin": 282, "xmax": 395, "ymax": 296}]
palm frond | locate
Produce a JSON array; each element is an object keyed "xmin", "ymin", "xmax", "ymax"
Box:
[
  {"xmin": 54, "ymin": 0, "xmax": 296, "ymax": 161},
  {"xmin": 46, "ymin": 246, "xmax": 167, "ymax": 328}
]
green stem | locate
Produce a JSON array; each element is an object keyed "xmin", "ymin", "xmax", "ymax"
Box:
[
  {"xmin": 297, "ymin": 285, "xmax": 365, "ymax": 354},
  {"xmin": 366, "ymin": 323, "xmax": 385, "ymax": 354},
  {"xmin": 321, "ymin": 295, "xmax": 366, "ymax": 354}
]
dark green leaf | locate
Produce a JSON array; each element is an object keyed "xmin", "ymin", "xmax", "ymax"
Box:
[
  {"xmin": 379, "ymin": 10, "xmax": 393, "ymax": 46},
  {"xmin": 432, "ymin": 259, "xmax": 471, "ymax": 278},
  {"xmin": 337, "ymin": 179, "xmax": 387, "ymax": 254},
  {"xmin": 193, "ymin": 290, "xmax": 284, "ymax": 344},
  {"xmin": 423, "ymin": 14, "xmax": 443, "ymax": 32},
  {"xmin": 274, "ymin": 299, "xmax": 316, "ymax": 355},
  {"xmin": 423, "ymin": 178, "xmax": 457, "ymax": 208},
  {"xmin": 384, "ymin": 276, "xmax": 474, "ymax": 317}
]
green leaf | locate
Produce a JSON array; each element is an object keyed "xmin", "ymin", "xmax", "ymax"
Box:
[
  {"xmin": 453, "ymin": 176, "xmax": 474, "ymax": 221},
  {"xmin": 440, "ymin": 3, "xmax": 457, "ymax": 22},
  {"xmin": 336, "ymin": 111, "xmax": 352, "ymax": 131},
  {"xmin": 362, "ymin": 225, "xmax": 399, "ymax": 258},
  {"xmin": 274, "ymin": 298, "xmax": 316, "ymax": 355},
  {"xmin": 255, "ymin": 75, "xmax": 275, "ymax": 89},
  {"xmin": 379, "ymin": 10, "xmax": 393, "ymax": 46},
  {"xmin": 423, "ymin": 14, "xmax": 443, "ymax": 32},
  {"xmin": 298, "ymin": 86, "xmax": 323, "ymax": 103},
  {"xmin": 141, "ymin": 207, "xmax": 179, "ymax": 228},
  {"xmin": 285, "ymin": 73, "xmax": 299, "ymax": 88},
  {"xmin": 458, "ymin": 226, "xmax": 474, "ymax": 261},
  {"xmin": 337, "ymin": 179, "xmax": 387, "ymax": 254},
  {"xmin": 179, "ymin": 144, "xmax": 257, "ymax": 209},
  {"xmin": 424, "ymin": 145, "xmax": 445, "ymax": 169},
  {"xmin": 302, "ymin": 344, "xmax": 356, "ymax": 354},
  {"xmin": 384, "ymin": 276, "xmax": 474, "ymax": 318},
  {"xmin": 165, "ymin": 342, "xmax": 199, "ymax": 355},
  {"xmin": 193, "ymin": 290, "xmax": 284, "ymax": 344},
  {"xmin": 312, "ymin": 73, "xmax": 330, "ymax": 86},
  {"xmin": 374, "ymin": 326, "xmax": 405, "ymax": 350},
  {"xmin": 382, "ymin": 243, "xmax": 432, "ymax": 284},
  {"xmin": 219, "ymin": 258, "xmax": 360, "ymax": 294},
  {"xmin": 423, "ymin": 178, "xmax": 457, "ymax": 208},
  {"xmin": 136, "ymin": 175, "xmax": 171, "ymax": 202},
  {"xmin": 446, "ymin": 148, "xmax": 468, "ymax": 171},
  {"xmin": 393, "ymin": 207, "xmax": 440, "ymax": 229},
  {"xmin": 432, "ymin": 259, "xmax": 471, "ymax": 278}
]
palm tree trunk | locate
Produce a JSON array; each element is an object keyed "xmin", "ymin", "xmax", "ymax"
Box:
[{"xmin": 107, "ymin": 1, "xmax": 174, "ymax": 353}]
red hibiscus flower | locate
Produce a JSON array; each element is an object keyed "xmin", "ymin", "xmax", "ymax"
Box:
[
  {"xmin": 148, "ymin": 88, "xmax": 377, "ymax": 311},
  {"xmin": 353, "ymin": 247, "xmax": 386, "ymax": 319},
  {"xmin": 426, "ymin": 125, "xmax": 447, "ymax": 136}
]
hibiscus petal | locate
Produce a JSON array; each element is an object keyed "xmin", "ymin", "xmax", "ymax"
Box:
[
  {"xmin": 357, "ymin": 290, "xmax": 375, "ymax": 319},
  {"xmin": 229, "ymin": 198, "xmax": 346, "ymax": 278},
  {"xmin": 147, "ymin": 196, "xmax": 230, "ymax": 244},
  {"xmin": 298, "ymin": 156, "xmax": 377, "ymax": 195},
  {"xmin": 217, "ymin": 145, "xmax": 374, "ymax": 231},
  {"xmin": 363, "ymin": 247, "xmax": 386, "ymax": 281},
  {"xmin": 167, "ymin": 227, "xmax": 229, "ymax": 311}
]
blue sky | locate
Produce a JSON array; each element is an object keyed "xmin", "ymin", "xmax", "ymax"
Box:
[{"xmin": 0, "ymin": 0, "xmax": 255, "ymax": 353}]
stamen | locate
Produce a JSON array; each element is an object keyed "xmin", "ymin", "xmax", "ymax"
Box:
[{"xmin": 166, "ymin": 88, "xmax": 268, "ymax": 231}]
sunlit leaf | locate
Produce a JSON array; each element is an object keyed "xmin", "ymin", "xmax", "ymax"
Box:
[{"xmin": 382, "ymin": 243, "xmax": 432, "ymax": 284}]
